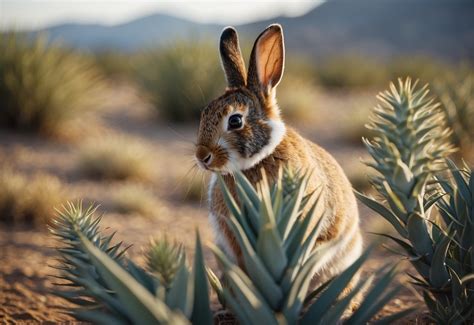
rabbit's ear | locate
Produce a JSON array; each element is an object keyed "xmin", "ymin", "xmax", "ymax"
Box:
[
  {"xmin": 220, "ymin": 27, "xmax": 247, "ymax": 88},
  {"xmin": 247, "ymin": 24, "xmax": 285, "ymax": 97}
]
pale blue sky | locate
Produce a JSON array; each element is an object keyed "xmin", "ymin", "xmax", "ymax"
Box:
[{"xmin": 0, "ymin": 0, "xmax": 322, "ymax": 30}]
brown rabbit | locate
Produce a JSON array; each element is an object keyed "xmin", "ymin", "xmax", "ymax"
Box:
[{"xmin": 195, "ymin": 24, "xmax": 362, "ymax": 292}]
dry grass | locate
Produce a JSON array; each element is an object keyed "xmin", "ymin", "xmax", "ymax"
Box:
[
  {"xmin": 176, "ymin": 172, "xmax": 208, "ymax": 203},
  {"xmin": 278, "ymin": 76, "xmax": 320, "ymax": 123},
  {"xmin": 111, "ymin": 183, "xmax": 157, "ymax": 217},
  {"xmin": 337, "ymin": 96, "xmax": 377, "ymax": 144},
  {"xmin": 0, "ymin": 166, "xmax": 66, "ymax": 226},
  {"xmin": 0, "ymin": 32, "xmax": 105, "ymax": 136},
  {"xmin": 135, "ymin": 42, "xmax": 224, "ymax": 122},
  {"xmin": 77, "ymin": 136, "xmax": 153, "ymax": 182}
]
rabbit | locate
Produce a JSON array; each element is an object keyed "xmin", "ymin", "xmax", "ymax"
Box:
[{"xmin": 194, "ymin": 24, "xmax": 363, "ymax": 299}]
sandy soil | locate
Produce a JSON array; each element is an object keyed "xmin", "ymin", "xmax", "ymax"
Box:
[{"xmin": 0, "ymin": 83, "xmax": 430, "ymax": 323}]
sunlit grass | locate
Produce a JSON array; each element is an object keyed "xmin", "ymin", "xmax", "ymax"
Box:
[
  {"xmin": 135, "ymin": 41, "xmax": 224, "ymax": 122},
  {"xmin": 111, "ymin": 183, "xmax": 157, "ymax": 217},
  {"xmin": 0, "ymin": 166, "xmax": 67, "ymax": 225},
  {"xmin": 77, "ymin": 136, "xmax": 153, "ymax": 182},
  {"xmin": 0, "ymin": 31, "xmax": 105, "ymax": 136}
]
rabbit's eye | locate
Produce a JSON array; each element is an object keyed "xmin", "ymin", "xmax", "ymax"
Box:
[{"xmin": 228, "ymin": 114, "xmax": 243, "ymax": 130}]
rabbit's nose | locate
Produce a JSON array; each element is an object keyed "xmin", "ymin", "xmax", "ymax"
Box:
[
  {"xmin": 196, "ymin": 146, "xmax": 213, "ymax": 166},
  {"xmin": 202, "ymin": 153, "xmax": 212, "ymax": 164}
]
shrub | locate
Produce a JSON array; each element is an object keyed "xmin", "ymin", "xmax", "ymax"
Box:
[
  {"xmin": 338, "ymin": 98, "xmax": 377, "ymax": 144},
  {"xmin": 93, "ymin": 50, "xmax": 134, "ymax": 80},
  {"xmin": 135, "ymin": 42, "xmax": 224, "ymax": 122},
  {"xmin": 314, "ymin": 55, "xmax": 387, "ymax": 89},
  {"xmin": 435, "ymin": 73, "xmax": 474, "ymax": 160},
  {"xmin": 111, "ymin": 184, "xmax": 157, "ymax": 217},
  {"xmin": 387, "ymin": 56, "xmax": 450, "ymax": 85},
  {"xmin": 314, "ymin": 54, "xmax": 455, "ymax": 91},
  {"xmin": 0, "ymin": 166, "xmax": 66, "ymax": 225},
  {"xmin": 0, "ymin": 32, "xmax": 104, "ymax": 135},
  {"xmin": 277, "ymin": 76, "xmax": 320, "ymax": 123},
  {"xmin": 77, "ymin": 136, "xmax": 153, "ymax": 181},
  {"xmin": 356, "ymin": 78, "xmax": 474, "ymax": 323}
]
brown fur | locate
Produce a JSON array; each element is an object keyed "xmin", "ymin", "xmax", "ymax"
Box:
[
  {"xmin": 195, "ymin": 24, "xmax": 363, "ymax": 305},
  {"xmin": 209, "ymin": 128, "xmax": 360, "ymax": 266}
]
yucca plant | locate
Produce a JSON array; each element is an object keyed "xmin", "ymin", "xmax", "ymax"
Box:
[
  {"xmin": 356, "ymin": 78, "xmax": 474, "ymax": 323},
  {"xmin": 49, "ymin": 202, "xmax": 212, "ymax": 324},
  {"xmin": 144, "ymin": 236, "xmax": 185, "ymax": 289},
  {"xmin": 0, "ymin": 31, "xmax": 104, "ymax": 135},
  {"xmin": 210, "ymin": 169, "xmax": 412, "ymax": 324},
  {"xmin": 429, "ymin": 162, "xmax": 474, "ymax": 323}
]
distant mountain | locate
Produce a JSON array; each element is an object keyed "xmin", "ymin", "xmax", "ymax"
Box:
[
  {"xmin": 39, "ymin": 0, "xmax": 474, "ymax": 61},
  {"xmin": 42, "ymin": 14, "xmax": 221, "ymax": 50}
]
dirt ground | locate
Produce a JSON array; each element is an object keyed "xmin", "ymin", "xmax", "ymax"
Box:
[{"xmin": 0, "ymin": 83, "xmax": 430, "ymax": 323}]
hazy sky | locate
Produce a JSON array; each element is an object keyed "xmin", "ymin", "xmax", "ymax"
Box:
[{"xmin": 0, "ymin": 1, "xmax": 322, "ymax": 30}]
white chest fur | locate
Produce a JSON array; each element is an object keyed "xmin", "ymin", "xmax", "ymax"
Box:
[{"xmin": 208, "ymin": 173, "xmax": 237, "ymax": 263}]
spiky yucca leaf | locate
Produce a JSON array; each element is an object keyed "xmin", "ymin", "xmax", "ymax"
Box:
[
  {"xmin": 362, "ymin": 78, "xmax": 455, "ymax": 217},
  {"xmin": 145, "ymin": 237, "xmax": 185, "ymax": 289},
  {"xmin": 357, "ymin": 78, "xmax": 473, "ymax": 323},
  {"xmin": 77, "ymin": 232, "xmax": 188, "ymax": 325},
  {"xmin": 213, "ymin": 169, "xmax": 409, "ymax": 324},
  {"xmin": 432, "ymin": 162, "xmax": 474, "ymax": 323},
  {"xmin": 50, "ymin": 202, "xmax": 212, "ymax": 324},
  {"xmin": 49, "ymin": 202, "xmax": 133, "ymax": 321}
]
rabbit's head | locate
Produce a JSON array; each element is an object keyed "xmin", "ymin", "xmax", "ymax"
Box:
[{"xmin": 195, "ymin": 24, "xmax": 286, "ymax": 173}]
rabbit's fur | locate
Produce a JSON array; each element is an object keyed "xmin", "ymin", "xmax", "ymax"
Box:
[{"xmin": 195, "ymin": 24, "xmax": 362, "ymax": 293}]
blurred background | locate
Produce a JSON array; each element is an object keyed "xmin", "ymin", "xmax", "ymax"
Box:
[{"xmin": 1, "ymin": 0, "xmax": 473, "ymax": 322}]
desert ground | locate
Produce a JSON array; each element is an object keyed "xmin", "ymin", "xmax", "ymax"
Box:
[{"xmin": 0, "ymin": 82, "xmax": 432, "ymax": 323}]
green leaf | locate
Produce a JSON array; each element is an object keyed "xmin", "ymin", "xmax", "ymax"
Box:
[
  {"xmin": 370, "ymin": 232, "xmax": 415, "ymax": 256},
  {"xmin": 429, "ymin": 235, "xmax": 451, "ymax": 288},
  {"xmin": 218, "ymin": 176, "xmax": 256, "ymax": 246},
  {"xmin": 355, "ymin": 191, "xmax": 408, "ymax": 237},
  {"xmin": 127, "ymin": 261, "xmax": 158, "ymax": 295},
  {"xmin": 223, "ymin": 215, "xmax": 283, "ymax": 308},
  {"xmin": 256, "ymin": 223, "xmax": 287, "ymax": 281},
  {"xmin": 235, "ymin": 182, "xmax": 261, "ymax": 235},
  {"xmin": 78, "ymin": 233, "xmax": 188, "ymax": 325},
  {"xmin": 301, "ymin": 246, "xmax": 372, "ymax": 323},
  {"xmin": 210, "ymin": 245, "xmax": 276, "ymax": 324},
  {"xmin": 303, "ymin": 277, "xmax": 333, "ymax": 308},
  {"xmin": 384, "ymin": 181, "xmax": 408, "ymax": 216},
  {"xmin": 190, "ymin": 232, "xmax": 213, "ymax": 325},
  {"xmin": 347, "ymin": 265, "xmax": 399, "ymax": 324},
  {"xmin": 234, "ymin": 171, "xmax": 261, "ymax": 209},
  {"xmin": 282, "ymin": 244, "xmax": 332, "ymax": 324},
  {"xmin": 73, "ymin": 308, "xmax": 129, "ymax": 325},
  {"xmin": 206, "ymin": 267, "xmax": 225, "ymax": 307},
  {"xmin": 278, "ymin": 181, "xmax": 305, "ymax": 239},
  {"xmin": 447, "ymin": 160, "xmax": 471, "ymax": 204},
  {"xmin": 281, "ymin": 216, "xmax": 325, "ymax": 292},
  {"xmin": 221, "ymin": 288, "xmax": 253, "ymax": 325},
  {"xmin": 319, "ymin": 276, "xmax": 372, "ymax": 325},
  {"xmin": 407, "ymin": 213, "xmax": 433, "ymax": 258},
  {"xmin": 166, "ymin": 259, "xmax": 191, "ymax": 316}
]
